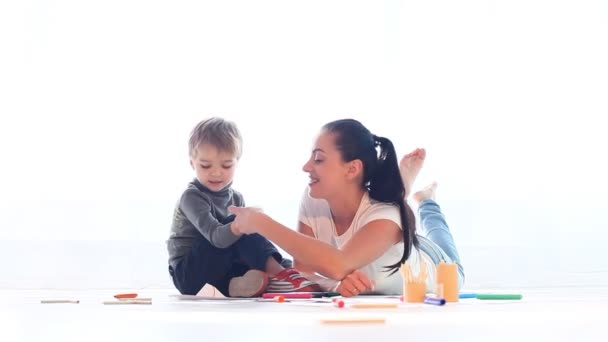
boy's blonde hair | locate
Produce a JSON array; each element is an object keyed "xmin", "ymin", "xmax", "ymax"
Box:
[{"xmin": 188, "ymin": 117, "xmax": 243, "ymax": 159}]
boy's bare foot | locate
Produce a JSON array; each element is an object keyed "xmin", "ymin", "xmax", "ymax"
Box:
[
  {"xmin": 413, "ymin": 182, "xmax": 437, "ymax": 205},
  {"xmin": 400, "ymin": 148, "xmax": 426, "ymax": 196}
]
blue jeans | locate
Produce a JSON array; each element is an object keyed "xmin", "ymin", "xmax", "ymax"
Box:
[{"xmin": 417, "ymin": 199, "xmax": 465, "ymax": 288}]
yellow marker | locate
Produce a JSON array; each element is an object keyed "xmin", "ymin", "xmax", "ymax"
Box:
[{"xmin": 321, "ymin": 317, "xmax": 386, "ymax": 324}]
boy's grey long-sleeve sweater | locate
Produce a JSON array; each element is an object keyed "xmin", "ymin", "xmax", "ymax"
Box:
[{"xmin": 167, "ymin": 179, "xmax": 244, "ymax": 268}]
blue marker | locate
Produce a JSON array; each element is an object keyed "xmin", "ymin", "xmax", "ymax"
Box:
[
  {"xmin": 459, "ymin": 293, "xmax": 477, "ymax": 299},
  {"xmin": 424, "ymin": 297, "xmax": 446, "ymax": 306}
]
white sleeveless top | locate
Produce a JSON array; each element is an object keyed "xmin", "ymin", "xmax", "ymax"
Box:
[{"xmin": 298, "ymin": 190, "xmax": 437, "ymax": 294}]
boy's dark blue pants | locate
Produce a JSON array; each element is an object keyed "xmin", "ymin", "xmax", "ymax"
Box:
[{"xmin": 168, "ymin": 233, "xmax": 286, "ymax": 296}]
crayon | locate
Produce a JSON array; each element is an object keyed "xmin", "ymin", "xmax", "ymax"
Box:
[
  {"xmin": 114, "ymin": 293, "xmax": 138, "ymax": 299},
  {"xmin": 476, "ymin": 294, "xmax": 522, "ymax": 300},
  {"xmin": 321, "ymin": 317, "xmax": 386, "ymax": 324},
  {"xmin": 350, "ymin": 303, "xmax": 398, "ymax": 309},
  {"xmin": 40, "ymin": 300, "xmax": 79, "ymax": 304},
  {"xmin": 262, "ymin": 293, "xmax": 313, "ymax": 299},
  {"xmin": 459, "ymin": 293, "xmax": 477, "ymax": 299},
  {"xmin": 103, "ymin": 300, "xmax": 152, "ymax": 305},
  {"xmin": 424, "ymin": 297, "xmax": 446, "ymax": 306}
]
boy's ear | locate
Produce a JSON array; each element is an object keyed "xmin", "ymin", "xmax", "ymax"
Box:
[
  {"xmin": 346, "ymin": 159, "xmax": 363, "ymax": 181},
  {"xmin": 189, "ymin": 159, "xmax": 195, "ymax": 169}
]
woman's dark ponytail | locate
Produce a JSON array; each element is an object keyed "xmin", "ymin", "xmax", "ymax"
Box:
[
  {"xmin": 369, "ymin": 135, "xmax": 418, "ymax": 275},
  {"xmin": 323, "ymin": 120, "xmax": 419, "ymax": 275}
]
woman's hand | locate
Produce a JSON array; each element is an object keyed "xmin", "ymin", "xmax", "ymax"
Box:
[
  {"xmin": 334, "ymin": 270, "xmax": 374, "ymax": 297},
  {"xmin": 228, "ymin": 206, "xmax": 265, "ymax": 235}
]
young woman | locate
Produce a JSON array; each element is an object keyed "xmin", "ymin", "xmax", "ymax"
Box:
[{"xmin": 229, "ymin": 119, "xmax": 464, "ymax": 296}]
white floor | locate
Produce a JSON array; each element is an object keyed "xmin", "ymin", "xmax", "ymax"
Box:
[{"xmin": 3, "ymin": 287, "xmax": 608, "ymax": 342}]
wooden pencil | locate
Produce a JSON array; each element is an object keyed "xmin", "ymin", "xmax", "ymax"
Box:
[
  {"xmin": 321, "ymin": 317, "xmax": 386, "ymax": 324},
  {"xmin": 40, "ymin": 300, "xmax": 79, "ymax": 304},
  {"xmin": 103, "ymin": 300, "xmax": 152, "ymax": 305},
  {"xmin": 350, "ymin": 303, "xmax": 398, "ymax": 309}
]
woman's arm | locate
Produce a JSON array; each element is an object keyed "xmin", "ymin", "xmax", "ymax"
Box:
[
  {"xmin": 293, "ymin": 223, "xmax": 339, "ymax": 291},
  {"xmin": 229, "ymin": 206, "xmax": 402, "ymax": 280},
  {"xmin": 295, "ymin": 223, "xmax": 375, "ymax": 296}
]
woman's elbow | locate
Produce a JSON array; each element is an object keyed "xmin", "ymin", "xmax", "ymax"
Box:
[{"xmin": 321, "ymin": 261, "xmax": 353, "ymax": 280}]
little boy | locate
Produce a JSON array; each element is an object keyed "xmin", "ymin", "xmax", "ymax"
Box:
[{"xmin": 167, "ymin": 117, "xmax": 319, "ymax": 296}]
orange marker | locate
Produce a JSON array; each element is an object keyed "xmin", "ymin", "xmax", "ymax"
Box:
[
  {"xmin": 114, "ymin": 293, "xmax": 138, "ymax": 299},
  {"xmin": 273, "ymin": 295, "xmax": 285, "ymax": 303}
]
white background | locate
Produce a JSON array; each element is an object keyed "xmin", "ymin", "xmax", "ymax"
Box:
[{"xmin": 1, "ymin": 0, "xmax": 607, "ymax": 289}]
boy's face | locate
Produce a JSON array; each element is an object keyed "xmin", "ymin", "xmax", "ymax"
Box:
[{"xmin": 190, "ymin": 144, "xmax": 238, "ymax": 192}]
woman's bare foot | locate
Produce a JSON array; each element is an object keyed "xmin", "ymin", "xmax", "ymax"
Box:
[
  {"xmin": 400, "ymin": 148, "xmax": 426, "ymax": 197},
  {"xmin": 413, "ymin": 182, "xmax": 437, "ymax": 205}
]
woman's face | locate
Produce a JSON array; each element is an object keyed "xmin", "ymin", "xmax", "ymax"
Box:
[{"xmin": 302, "ymin": 131, "xmax": 352, "ymax": 199}]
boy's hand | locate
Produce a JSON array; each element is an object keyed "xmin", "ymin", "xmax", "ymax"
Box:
[{"xmin": 228, "ymin": 206, "xmax": 264, "ymax": 235}]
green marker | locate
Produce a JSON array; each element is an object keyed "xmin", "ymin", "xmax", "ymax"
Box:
[
  {"xmin": 476, "ymin": 294, "xmax": 523, "ymax": 300},
  {"xmin": 308, "ymin": 292, "xmax": 341, "ymax": 298}
]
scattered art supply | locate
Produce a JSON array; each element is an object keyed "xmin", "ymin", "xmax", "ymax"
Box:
[
  {"xmin": 459, "ymin": 293, "xmax": 477, "ymax": 299},
  {"xmin": 404, "ymin": 282, "xmax": 425, "ymax": 303},
  {"xmin": 350, "ymin": 303, "xmax": 398, "ymax": 309},
  {"xmin": 321, "ymin": 317, "xmax": 386, "ymax": 325},
  {"xmin": 103, "ymin": 300, "xmax": 151, "ymax": 305},
  {"xmin": 114, "ymin": 293, "xmax": 138, "ymax": 299},
  {"xmin": 424, "ymin": 297, "xmax": 446, "ymax": 306},
  {"xmin": 436, "ymin": 261, "xmax": 459, "ymax": 302},
  {"xmin": 262, "ymin": 292, "xmax": 313, "ymax": 299},
  {"xmin": 171, "ymin": 295, "xmax": 248, "ymax": 301},
  {"xmin": 262, "ymin": 292, "xmax": 338, "ymax": 298},
  {"xmin": 401, "ymin": 263, "xmax": 427, "ymax": 303},
  {"xmin": 476, "ymin": 294, "xmax": 523, "ymax": 300},
  {"xmin": 322, "ymin": 292, "xmax": 342, "ymax": 298},
  {"xmin": 436, "ymin": 284, "xmax": 444, "ymax": 298},
  {"xmin": 119, "ymin": 297, "xmax": 152, "ymax": 302},
  {"xmin": 40, "ymin": 300, "xmax": 79, "ymax": 304},
  {"xmin": 256, "ymin": 297, "xmax": 293, "ymax": 303},
  {"xmin": 333, "ymin": 299, "xmax": 345, "ymax": 308}
]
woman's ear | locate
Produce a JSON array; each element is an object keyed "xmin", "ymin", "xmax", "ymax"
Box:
[{"xmin": 346, "ymin": 159, "xmax": 364, "ymax": 181}]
